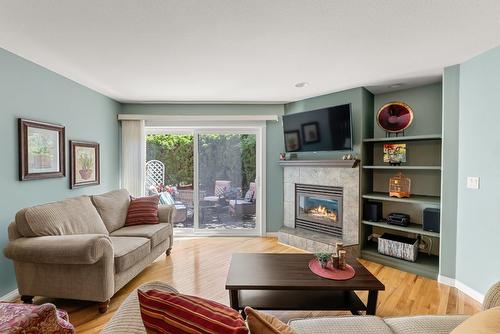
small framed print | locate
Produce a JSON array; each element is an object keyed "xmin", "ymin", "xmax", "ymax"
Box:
[
  {"xmin": 70, "ymin": 140, "xmax": 100, "ymax": 188},
  {"xmin": 284, "ymin": 130, "xmax": 301, "ymax": 152},
  {"xmin": 301, "ymin": 122, "xmax": 320, "ymax": 144},
  {"xmin": 19, "ymin": 119, "xmax": 65, "ymax": 180}
]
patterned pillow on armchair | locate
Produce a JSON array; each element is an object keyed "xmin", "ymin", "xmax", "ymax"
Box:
[{"xmin": 0, "ymin": 302, "xmax": 75, "ymax": 333}]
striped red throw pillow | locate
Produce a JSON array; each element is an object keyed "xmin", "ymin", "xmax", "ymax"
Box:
[
  {"xmin": 138, "ymin": 289, "xmax": 248, "ymax": 334},
  {"xmin": 124, "ymin": 195, "xmax": 160, "ymax": 226}
]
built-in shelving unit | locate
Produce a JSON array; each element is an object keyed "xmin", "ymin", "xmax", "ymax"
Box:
[
  {"xmin": 363, "ymin": 134, "xmax": 442, "ymax": 143},
  {"xmin": 360, "ymin": 109, "xmax": 442, "ymax": 279},
  {"xmin": 363, "ymin": 165, "xmax": 441, "ymax": 170},
  {"xmin": 362, "ymin": 220, "xmax": 440, "ymax": 238},
  {"xmin": 361, "ymin": 242, "xmax": 439, "ymax": 279},
  {"xmin": 362, "ymin": 192, "xmax": 440, "ymax": 205}
]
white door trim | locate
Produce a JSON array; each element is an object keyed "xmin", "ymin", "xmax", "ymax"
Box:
[{"xmin": 146, "ymin": 122, "xmax": 266, "ymax": 237}]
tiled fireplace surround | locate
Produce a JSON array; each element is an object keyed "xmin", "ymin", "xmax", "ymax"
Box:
[{"xmin": 278, "ymin": 165, "xmax": 360, "ymax": 253}]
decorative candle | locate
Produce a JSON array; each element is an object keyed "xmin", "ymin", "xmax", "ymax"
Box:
[
  {"xmin": 331, "ymin": 253, "xmax": 340, "ymax": 269},
  {"xmin": 338, "ymin": 250, "xmax": 347, "ymax": 270},
  {"xmin": 335, "ymin": 242, "xmax": 344, "ymax": 255}
]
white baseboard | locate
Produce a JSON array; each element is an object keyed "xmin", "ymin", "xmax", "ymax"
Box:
[
  {"xmin": 438, "ymin": 274, "xmax": 456, "ymax": 287},
  {"xmin": 438, "ymin": 275, "xmax": 484, "ymax": 303},
  {"xmin": 0, "ymin": 288, "xmax": 19, "ymax": 302},
  {"xmin": 265, "ymin": 232, "xmax": 279, "ymax": 237},
  {"xmin": 455, "ymin": 280, "xmax": 485, "ymax": 304}
]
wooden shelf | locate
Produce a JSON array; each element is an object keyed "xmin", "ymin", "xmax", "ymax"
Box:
[
  {"xmin": 362, "ymin": 220, "xmax": 440, "ymax": 238},
  {"xmin": 363, "ymin": 165, "xmax": 441, "ymax": 170},
  {"xmin": 363, "ymin": 134, "xmax": 442, "ymax": 143},
  {"xmin": 361, "ymin": 242, "xmax": 439, "ymax": 279},
  {"xmin": 362, "ymin": 192, "xmax": 440, "ymax": 205},
  {"xmin": 278, "ymin": 159, "xmax": 359, "ymax": 168}
]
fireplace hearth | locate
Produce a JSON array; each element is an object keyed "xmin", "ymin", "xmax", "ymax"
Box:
[{"xmin": 295, "ymin": 184, "xmax": 343, "ymax": 237}]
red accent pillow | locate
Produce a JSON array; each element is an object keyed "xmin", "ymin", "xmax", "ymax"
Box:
[
  {"xmin": 124, "ymin": 195, "xmax": 160, "ymax": 226},
  {"xmin": 138, "ymin": 289, "xmax": 248, "ymax": 334}
]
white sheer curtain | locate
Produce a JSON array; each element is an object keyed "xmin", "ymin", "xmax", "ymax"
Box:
[{"xmin": 121, "ymin": 120, "xmax": 145, "ymax": 197}]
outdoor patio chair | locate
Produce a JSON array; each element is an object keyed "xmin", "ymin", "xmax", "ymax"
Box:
[
  {"xmin": 229, "ymin": 182, "xmax": 256, "ymax": 217},
  {"xmin": 203, "ymin": 180, "xmax": 232, "ymax": 203}
]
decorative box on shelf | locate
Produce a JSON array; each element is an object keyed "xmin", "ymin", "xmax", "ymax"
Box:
[{"xmin": 378, "ymin": 233, "xmax": 418, "ymax": 262}]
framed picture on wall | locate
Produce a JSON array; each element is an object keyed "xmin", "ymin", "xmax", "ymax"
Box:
[
  {"xmin": 18, "ymin": 118, "xmax": 65, "ymax": 180},
  {"xmin": 70, "ymin": 140, "xmax": 100, "ymax": 188}
]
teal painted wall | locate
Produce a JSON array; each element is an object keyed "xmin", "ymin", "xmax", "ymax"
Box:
[
  {"xmin": 0, "ymin": 48, "xmax": 121, "ymax": 296},
  {"xmin": 120, "ymin": 104, "xmax": 285, "ymax": 232},
  {"xmin": 456, "ymin": 45, "xmax": 500, "ymax": 295},
  {"xmin": 373, "ymin": 83, "xmax": 443, "ymax": 138},
  {"xmin": 284, "ymin": 87, "xmax": 374, "ymax": 160},
  {"xmin": 440, "ymin": 65, "xmax": 460, "ymax": 279}
]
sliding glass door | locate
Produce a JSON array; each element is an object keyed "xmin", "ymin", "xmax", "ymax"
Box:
[
  {"xmin": 145, "ymin": 127, "xmax": 262, "ymax": 236},
  {"xmin": 196, "ymin": 131, "xmax": 257, "ymax": 232}
]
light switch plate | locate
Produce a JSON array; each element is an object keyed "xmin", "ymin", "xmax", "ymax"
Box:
[{"xmin": 467, "ymin": 176, "xmax": 480, "ymax": 189}]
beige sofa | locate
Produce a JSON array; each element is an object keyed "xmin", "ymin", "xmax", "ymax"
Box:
[
  {"xmin": 102, "ymin": 281, "xmax": 500, "ymax": 334},
  {"xmin": 3, "ymin": 189, "xmax": 174, "ymax": 313}
]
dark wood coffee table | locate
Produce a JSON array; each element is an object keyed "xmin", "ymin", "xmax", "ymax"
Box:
[{"xmin": 225, "ymin": 253, "xmax": 384, "ymax": 316}]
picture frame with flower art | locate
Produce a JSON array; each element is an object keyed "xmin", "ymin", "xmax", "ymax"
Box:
[{"xmin": 70, "ymin": 140, "xmax": 100, "ymax": 188}]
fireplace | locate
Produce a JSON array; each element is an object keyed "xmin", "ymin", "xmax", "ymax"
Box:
[{"xmin": 295, "ymin": 184, "xmax": 343, "ymax": 237}]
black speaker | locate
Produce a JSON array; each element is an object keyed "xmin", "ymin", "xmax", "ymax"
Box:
[
  {"xmin": 423, "ymin": 208, "xmax": 440, "ymax": 233},
  {"xmin": 364, "ymin": 201, "xmax": 383, "ymax": 222}
]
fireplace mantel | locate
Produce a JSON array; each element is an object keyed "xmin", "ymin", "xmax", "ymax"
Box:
[{"xmin": 278, "ymin": 159, "xmax": 359, "ymax": 168}]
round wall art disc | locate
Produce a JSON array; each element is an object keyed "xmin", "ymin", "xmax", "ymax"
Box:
[{"xmin": 376, "ymin": 101, "xmax": 414, "ymax": 133}]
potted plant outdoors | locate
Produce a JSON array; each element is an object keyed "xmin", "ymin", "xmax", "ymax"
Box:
[
  {"xmin": 314, "ymin": 252, "xmax": 332, "ymax": 269},
  {"xmin": 78, "ymin": 153, "xmax": 93, "ymax": 180}
]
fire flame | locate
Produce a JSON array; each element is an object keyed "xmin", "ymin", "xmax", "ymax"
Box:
[{"xmin": 308, "ymin": 205, "xmax": 337, "ymax": 222}]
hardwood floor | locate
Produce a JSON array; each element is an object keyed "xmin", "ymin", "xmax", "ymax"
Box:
[{"xmin": 33, "ymin": 237, "xmax": 480, "ymax": 333}]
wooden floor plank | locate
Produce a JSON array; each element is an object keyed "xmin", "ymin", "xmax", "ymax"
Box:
[{"xmin": 25, "ymin": 237, "xmax": 480, "ymax": 333}]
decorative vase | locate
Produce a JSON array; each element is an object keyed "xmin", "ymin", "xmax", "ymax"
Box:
[{"xmin": 319, "ymin": 260, "xmax": 327, "ymax": 269}]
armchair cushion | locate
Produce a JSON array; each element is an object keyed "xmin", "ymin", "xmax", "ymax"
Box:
[
  {"xmin": 111, "ymin": 223, "xmax": 171, "ymax": 249},
  {"xmin": 92, "ymin": 189, "xmax": 131, "ymax": 232},
  {"xmin": 483, "ymin": 281, "xmax": 500, "ymax": 310},
  {"xmin": 110, "ymin": 237, "xmax": 150, "ymax": 273},
  {"xmin": 18, "ymin": 196, "xmax": 108, "ymax": 237},
  {"xmin": 3, "ymin": 234, "xmax": 112, "ymax": 265}
]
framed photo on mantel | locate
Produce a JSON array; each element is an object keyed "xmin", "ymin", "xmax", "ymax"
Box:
[
  {"xmin": 18, "ymin": 118, "xmax": 65, "ymax": 181},
  {"xmin": 70, "ymin": 140, "xmax": 100, "ymax": 189}
]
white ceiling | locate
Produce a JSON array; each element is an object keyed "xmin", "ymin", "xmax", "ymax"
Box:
[{"xmin": 1, "ymin": 1, "xmax": 500, "ymax": 103}]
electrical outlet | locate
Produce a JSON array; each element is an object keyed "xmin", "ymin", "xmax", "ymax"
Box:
[{"xmin": 467, "ymin": 176, "xmax": 480, "ymax": 189}]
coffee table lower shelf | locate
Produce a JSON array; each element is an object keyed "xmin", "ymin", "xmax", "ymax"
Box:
[{"xmin": 229, "ymin": 289, "xmax": 368, "ymax": 315}]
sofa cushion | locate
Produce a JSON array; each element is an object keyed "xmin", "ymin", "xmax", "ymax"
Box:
[
  {"xmin": 137, "ymin": 289, "xmax": 248, "ymax": 334},
  {"xmin": 92, "ymin": 189, "xmax": 131, "ymax": 232},
  {"xmin": 102, "ymin": 281, "xmax": 179, "ymax": 334},
  {"xmin": 289, "ymin": 316, "xmax": 393, "ymax": 334},
  {"xmin": 385, "ymin": 315, "xmax": 469, "ymax": 334},
  {"xmin": 125, "ymin": 196, "xmax": 160, "ymax": 226},
  {"xmin": 450, "ymin": 307, "xmax": 500, "ymax": 334},
  {"xmin": 245, "ymin": 307, "xmax": 297, "ymax": 334},
  {"xmin": 19, "ymin": 196, "xmax": 108, "ymax": 237},
  {"xmin": 110, "ymin": 223, "xmax": 171, "ymax": 249},
  {"xmin": 110, "ymin": 236, "xmax": 151, "ymax": 273}
]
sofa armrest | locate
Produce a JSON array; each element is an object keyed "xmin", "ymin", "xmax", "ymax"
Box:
[
  {"xmin": 3, "ymin": 234, "xmax": 113, "ymax": 265},
  {"xmin": 483, "ymin": 281, "xmax": 500, "ymax": 310},
  {"xmin": 158, "ymin": 204, "xmax": 174, "ymax": 224}
]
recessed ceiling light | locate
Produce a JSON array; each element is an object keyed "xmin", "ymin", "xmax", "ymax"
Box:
[
  {"xmin": 388, "ymin": 83, "xmax": 404, "ymax": 89},
  {"xmin": 295, "ymin": 82, "xmax": 309, "ymax": 88}
]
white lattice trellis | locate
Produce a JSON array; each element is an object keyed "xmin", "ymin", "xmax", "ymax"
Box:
[{"xmin": 145, "ymin": 160, "xmax": 165, "ymax": 192}]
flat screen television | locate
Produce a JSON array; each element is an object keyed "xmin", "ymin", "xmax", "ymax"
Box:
[{"xmin": 282, "ymin": 103, "xmax": 352, "ymax": 152}]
